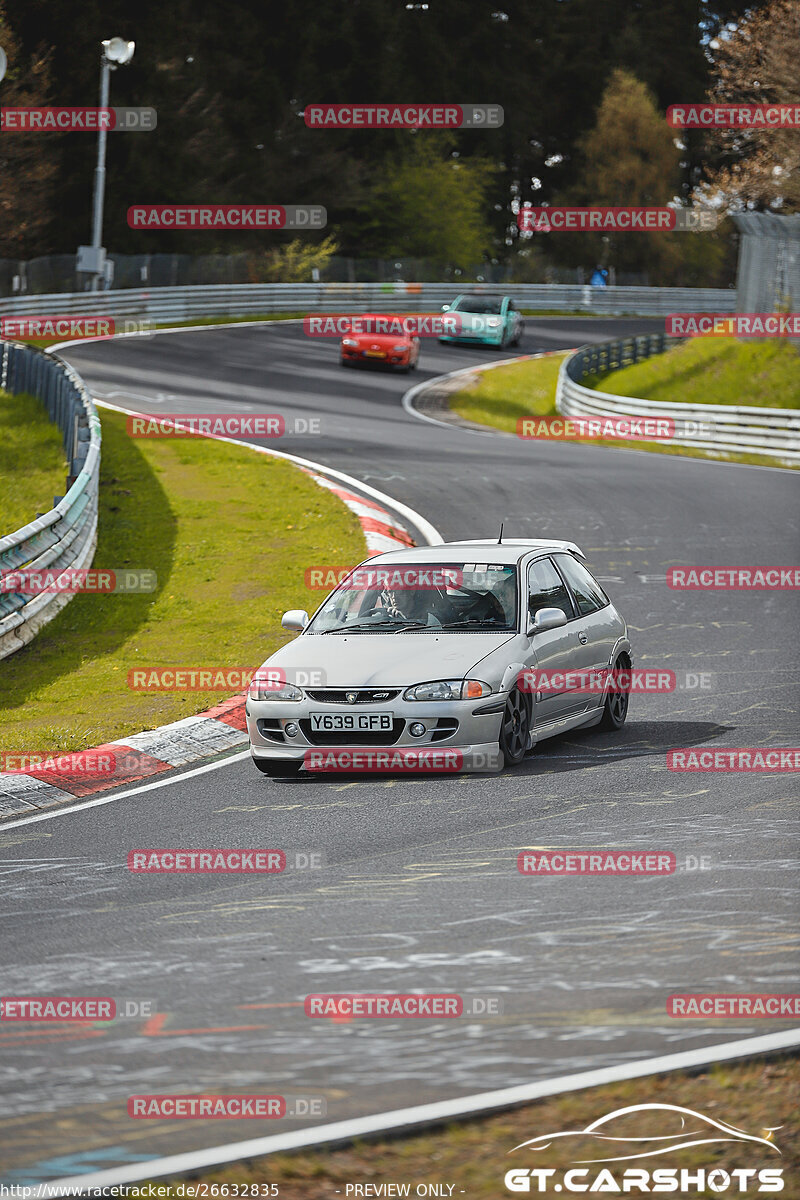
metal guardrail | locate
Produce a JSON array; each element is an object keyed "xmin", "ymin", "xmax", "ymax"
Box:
[
  {"xmin": 0, "ymin": 343, "xmax": 101, "ymax": 660},
  {"xmin": 0, "ymin": 282, "xmax": 737, "ymax": 322},
  {"xmin": 556, "ymin": 333, "xmax": 800, "ymax": 462}
]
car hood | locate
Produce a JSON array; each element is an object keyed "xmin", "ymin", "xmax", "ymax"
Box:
[{"xmin": 261, "ymin": 631, "xmax": 518, "ymax": 688}]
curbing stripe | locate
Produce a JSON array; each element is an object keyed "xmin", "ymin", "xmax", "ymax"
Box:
[{"xmin": 0, "ymin": 446, "xmax": 413, "ymax": 817}]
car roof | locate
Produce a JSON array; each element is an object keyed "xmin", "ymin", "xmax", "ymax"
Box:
[{"xmin": 362, "ymin": 539, "xmax": 585, "ymax": 567}]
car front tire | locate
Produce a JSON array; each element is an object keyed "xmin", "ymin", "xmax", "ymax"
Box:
[
  {"xmin": 499, "ymin": 687, "xmax": 530, "ymax": 767},
  {"xmin": 598, "ymin": 654, "xmax": 631, "ymax": 730}
]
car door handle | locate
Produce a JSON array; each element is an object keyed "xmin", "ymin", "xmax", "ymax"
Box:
[{"xmin": 578, "ymin": 631, "xmax": 588, "ymax": 645}]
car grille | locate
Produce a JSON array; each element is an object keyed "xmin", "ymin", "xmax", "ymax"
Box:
[
  {"xmin": 305, "ymin": 689, "xmax": 401, "ymax": 704},
  {"xmin": 300, "ymin": 719, "xmax": 405, "ymax": 747}
]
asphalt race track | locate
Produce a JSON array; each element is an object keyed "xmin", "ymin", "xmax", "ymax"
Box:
[{"xmin": 1, "ymin": 317, "xmax": 798, "ymax": 1182}]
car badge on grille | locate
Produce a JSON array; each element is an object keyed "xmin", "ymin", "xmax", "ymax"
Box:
[
  {"xmin": 346, "ymin": 691, "xmax": 358, "ymax": 704},
  {"xmin": 373, "ymin": 692, "xmax": 389, "ymax": 700}
]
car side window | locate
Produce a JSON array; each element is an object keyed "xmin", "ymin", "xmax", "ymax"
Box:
[
  {"xmin": 554, "ymin": 554, "xmax": 609, "ymax": 616},
  {"xmin": 527, "ymin": 557, "xmax": 575, "ymax": 619}
]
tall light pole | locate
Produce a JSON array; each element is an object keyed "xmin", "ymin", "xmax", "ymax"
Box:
[{"xmin": 82, "ymin": 37, "xmax": 135, "ymax": 292}]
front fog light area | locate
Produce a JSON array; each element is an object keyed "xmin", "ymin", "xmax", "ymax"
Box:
[
  {"xmin": 409, "ymin": 722, "xmax": 426, "ymax": 737},
  {"xmin": 284, "ymin": 722, "xmax": 300, "ymax": 737}
]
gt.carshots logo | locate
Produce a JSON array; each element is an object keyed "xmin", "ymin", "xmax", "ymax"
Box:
[
  {"xmin": 303, "ymin": 104, "xmax": 503, "ymax": 129},
  {"xmin": 504, "ymin": 1103, "xmax": 784, "ymax": 1194}
]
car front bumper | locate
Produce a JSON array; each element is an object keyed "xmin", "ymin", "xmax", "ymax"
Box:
[{"xmin": 246, "ymin": 693, "xmax": 506, "ymax": 773}]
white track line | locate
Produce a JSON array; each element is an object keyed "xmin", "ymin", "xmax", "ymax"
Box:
[
  {"xmin": 0, "ymin": 751, "xmax": 252, "ymax": 832},
  {"xmin": 47, "ymin": 1029, "xmax": 800, "ymax": 1192}
]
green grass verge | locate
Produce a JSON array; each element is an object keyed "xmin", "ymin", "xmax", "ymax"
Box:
[
  {"xmin": 0, "ymin": 407, "xmax": 365, "ymax": 753},
  {"xmin": 447, "ymin": 349, "xmax": 797, "ymax": 469},
  {"xmin": 589, "ymin": 336, "xmax": 800, "ymax": 410},
  {"xmin": 449, "ymin": 352, "xmax": 570, "ymax": 432},
  {"xmin": 123, "ymin": 1053, "xmax": 798, "ymax": 1198},
  {"xmin": 0, "ymin": 392, "xmax": 68, "ymax": 537}
]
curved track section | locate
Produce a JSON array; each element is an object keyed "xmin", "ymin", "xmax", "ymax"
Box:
[{"xmin": 1, "ymin": 317, "xmax": 797, "ymax": 1182}]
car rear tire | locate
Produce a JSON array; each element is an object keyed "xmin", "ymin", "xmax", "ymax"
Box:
[
  {"xmin": 598, "ymin": 654, "xmax": 631, "ymax": 730},
  {"xmin": 253, "ymin": 758, "xmax": 302, "ymax": 778},
  {"xmin": 499, "ymin": 687, "xmax": 530, "ymax": 767}
]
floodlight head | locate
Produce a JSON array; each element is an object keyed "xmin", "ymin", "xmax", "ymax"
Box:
[{"xmin": 102, "ymin": 37, "xmax": 135, "ymax": 65}]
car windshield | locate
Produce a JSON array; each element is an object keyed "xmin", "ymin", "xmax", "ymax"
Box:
[
  {"xmin": 452, "ymin": 297, "xmax": 504, "ymax": 315},
  {"xmin": 309, "ymin": 563, "xmax": 518, "ymax": 633}
]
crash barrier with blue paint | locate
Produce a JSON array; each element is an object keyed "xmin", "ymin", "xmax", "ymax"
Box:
[
  {"xmin": 0, "ymin": 342, "xmax": 101, "ymax": 659},
  {"xmin": 556, "ymin": 333, "xmax": 800, "ymax": 462},
  {"xmin": 0, "ymin": 282, "xmax": 737, "ymax": 322}
]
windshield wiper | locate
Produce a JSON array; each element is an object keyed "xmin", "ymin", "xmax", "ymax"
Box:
[
  {"xmin": 318, "ymin": 620, "xmax": 404, "ymax": 634},
  {"xmin": 437, "ymin": 619, "xmax": 511, "ymax": 630}
]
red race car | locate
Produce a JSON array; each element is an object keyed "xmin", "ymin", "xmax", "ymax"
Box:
[{"xmin": 340, "ymin": 320, "xmax": 420, "ymax": 373}]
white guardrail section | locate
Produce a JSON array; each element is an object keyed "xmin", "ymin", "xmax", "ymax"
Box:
[
  {"xmin": 0, "ymin": 342, "xmax": 101, "ymax": 660},
  {"xmin": 0, "ymin": 282, "xmax": 737, "ymax": 320},
  {"xmin": 556, "ymin": 333, "xmax": 800, "ymax": 462}
]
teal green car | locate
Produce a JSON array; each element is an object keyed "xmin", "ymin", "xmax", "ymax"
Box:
[{"xmin": 439, "ymin": 294, "xmax": 524, "ymax": 348}]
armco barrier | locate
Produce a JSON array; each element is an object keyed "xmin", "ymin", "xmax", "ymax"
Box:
[
  {"xmin": 556, "ymin": 333, "xmax": 800, "ymax": 462},
  {"xmin": 0, "ymin": 282, "xmax": 736, "ymax": 322},
  {"xmin": 0, "ymin": 342, "xmax": 101, "ymax": 659}
]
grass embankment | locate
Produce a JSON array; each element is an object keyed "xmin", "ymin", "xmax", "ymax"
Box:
[
  {"xmin": 448, "ymin": 339, "xmax": 799, "ymax": 468},
  {"xmin": 589, "ymin": 336, "xmax": 800, "ymax": 410},
  {"xmin": 0, "ymin": 407, "xmax": 365, "ymax": 752},
  {"xmin": 127, "ymin": 1053, "xmax": 798, "ymax": 1198},
  {"xmin": 449, "ymin": 352, "xmax": 569, "ymax": 431},
  {"xmin": 0, "ymin": 392, "xmax": 67, "ymax": 536}
]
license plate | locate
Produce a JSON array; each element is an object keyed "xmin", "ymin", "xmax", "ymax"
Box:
[
  {"xmin": 310, "ymin": 712, "xmax": 393, "ymax": 732},
  {"xmin": 364, "ymin": 349, "xmax": 385, "ymax": 358}
]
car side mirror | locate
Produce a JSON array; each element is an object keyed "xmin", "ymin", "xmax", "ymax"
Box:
[
  {"xmin": 441, "ymin": 303, "xmax": 450, "ymax": 311},
  {"xmin": 281, "ymin": 609, "xmax": 309, "ymax": 632},
  {"xmin": 527, "ymin": 606, "xmax": 567, "ymax": 635}
]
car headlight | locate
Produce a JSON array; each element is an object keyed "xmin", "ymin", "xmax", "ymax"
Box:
[
  {"xmin": 403, "ymin": 679, "xmax": 492, "ymax": 702},
  {"xmin": 248, "ymin": 679, "xmax": 304, "ymax": 702},
  {"xmin": 486, "ymin": 317, "xmax": 501, "ymax": 328},
  {"xmin": 342, "ymin": 338, "xmax": 358, "ymax": 348}
]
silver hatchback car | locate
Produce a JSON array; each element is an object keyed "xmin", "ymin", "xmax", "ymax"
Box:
[{"xmin": 247, "ymin": 540, "xmax": 632, "ymax": 777}]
